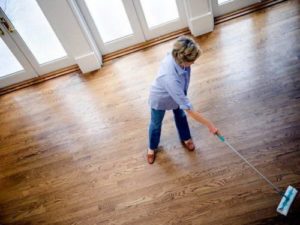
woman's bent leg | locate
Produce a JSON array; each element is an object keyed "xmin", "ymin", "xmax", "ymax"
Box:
[{"xmin": 173, "ymin": 108, "xmax": 191, "ymax": 141}]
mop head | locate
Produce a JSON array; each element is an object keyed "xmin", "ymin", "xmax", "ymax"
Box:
[{"xmin": 276, "ymin": 185, "xmax": 298, "ymax": 216}]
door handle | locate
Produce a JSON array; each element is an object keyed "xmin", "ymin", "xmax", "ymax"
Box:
[{"xmin": 0, "ymin": 17, "xmax": 14, "ymax": 32}]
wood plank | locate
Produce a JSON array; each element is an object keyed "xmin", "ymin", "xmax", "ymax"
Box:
[{"xmin": 0, "ymin": 65, "xmax": 80, "ymax": 96}]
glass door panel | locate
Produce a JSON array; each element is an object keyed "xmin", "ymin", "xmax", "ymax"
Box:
[
  {"xmin": 218, "ymin": 0, "xmax": 231, "ymax": 4},
  {"xmin": 84, "ymin": 0, "xmax": 133, "ymax": 43},
  {"xmin": 133, "ymin": 0, "xmax": 187, "ymax": 40},
  {"xmin": 0, "ymin": 37, "xmax": 23, "ymax": 77},
  {"xmin": 139, "ymin": 0, "xmax": 179, "ymax": 28},
  {"xmin": 78, "ymin": 0, "xmax": 144, "ymax": 54}
]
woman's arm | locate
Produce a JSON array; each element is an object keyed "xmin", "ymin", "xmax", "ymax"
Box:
[{"xmin": 185, "ymin": 109, "xmax": 219, "ymax": 134}]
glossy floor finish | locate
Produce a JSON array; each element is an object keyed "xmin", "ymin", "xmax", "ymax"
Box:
[{"xmin": 0, "ymin": 1, "xmax": 299, "ymax": 225}]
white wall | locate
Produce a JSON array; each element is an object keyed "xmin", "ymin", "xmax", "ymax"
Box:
[
  {"xmin": 184, "ymin": 0, "xmax": 214, "ymax": 36},
  {"xmin": 37, "ymin": 0, "xmax": 102, "ymax": 73}
]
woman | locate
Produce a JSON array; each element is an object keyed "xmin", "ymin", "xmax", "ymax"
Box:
[{"xmin": 147, "ymin": 36, "xmax": 220, "ymax": 164}]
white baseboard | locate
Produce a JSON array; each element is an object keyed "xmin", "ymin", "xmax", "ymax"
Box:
[{"xmin": 75, "ymin": 52, "xmax": 101, "ymax": 73}]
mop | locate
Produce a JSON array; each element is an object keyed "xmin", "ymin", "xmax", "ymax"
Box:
[{"xmin": 215, "ymin": 133, "xmax": 298, "ymax": 216}]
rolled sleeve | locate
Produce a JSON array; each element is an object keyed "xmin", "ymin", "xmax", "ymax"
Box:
[{"xmin": 163, "ymin": 76, "xmax": 193, "ymax": 110}]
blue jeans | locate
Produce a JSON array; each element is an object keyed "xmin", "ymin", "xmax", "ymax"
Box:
[{"xmin": 148, "ymin": 108, "xmax": 192, "ymax": 150}]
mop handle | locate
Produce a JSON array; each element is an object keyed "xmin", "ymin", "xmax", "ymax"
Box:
[{"xmin": 216, "ymin": 134, "xmax": 282, "ymax": 195}]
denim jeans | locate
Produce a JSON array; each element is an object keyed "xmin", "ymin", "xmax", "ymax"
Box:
[{"xmin": 148, "ymin": 108, "xmax": 192, "ymax": 150}]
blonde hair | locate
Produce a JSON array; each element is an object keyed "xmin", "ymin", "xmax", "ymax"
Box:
[{"xmin": 172, "ymin": 36, "xmax": 202, "ymax": 65}]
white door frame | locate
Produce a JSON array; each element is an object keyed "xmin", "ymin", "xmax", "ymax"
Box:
[{"xmin": 212, "ymin": 0, "xmax": 260, "ymax": 17}]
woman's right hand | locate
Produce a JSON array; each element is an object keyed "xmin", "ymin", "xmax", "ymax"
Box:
[
  {"xmin": 207, "ymin": 123, "xmax": 218, "ymax": 134},
  {"xmin": 186, "ymin": 110, "xmax": 220, "ymax": 135}
]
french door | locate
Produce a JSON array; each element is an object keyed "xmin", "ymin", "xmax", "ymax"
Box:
[
  {"xmin": 0, "ymin": 23, "xmax": 36, "ymax": 88},
  {"xmin": 77, "ymin": 0, "xmax": 187, "ymax": 54},
  {"xmin": 0, "ymin": 0, "xmax": 73, "ymax": 88},
  {"xmin": 212, "ymin": 0, "xmax": 260, "ymax": 17}
]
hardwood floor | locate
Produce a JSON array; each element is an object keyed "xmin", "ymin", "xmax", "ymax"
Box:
[{"xmin": 0, "ymin": 1, "xmax": 299, "ymax": 224}]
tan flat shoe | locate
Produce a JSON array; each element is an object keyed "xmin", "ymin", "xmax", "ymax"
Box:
[
  {"xmin": 182, "ymin": 139, "xmax": 195, "ymax": 151},
  {"xmin": 147, "ymin": 152, "xmax": 156, "ymax": 164}
]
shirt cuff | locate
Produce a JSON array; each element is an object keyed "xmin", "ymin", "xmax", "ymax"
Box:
[{"xmin": 179, "ymin": 102, "xmax": 193, "ymax": 110}]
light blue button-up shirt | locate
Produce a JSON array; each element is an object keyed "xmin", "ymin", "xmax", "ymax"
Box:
[{"xmin": 149, "ymin": 53, "xmax": 193, "ymax": 110}]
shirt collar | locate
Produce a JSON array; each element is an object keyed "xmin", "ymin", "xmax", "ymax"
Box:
[{"xmin": 170, "ymin": 53, "xmax": 189, "ymax": 76}]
